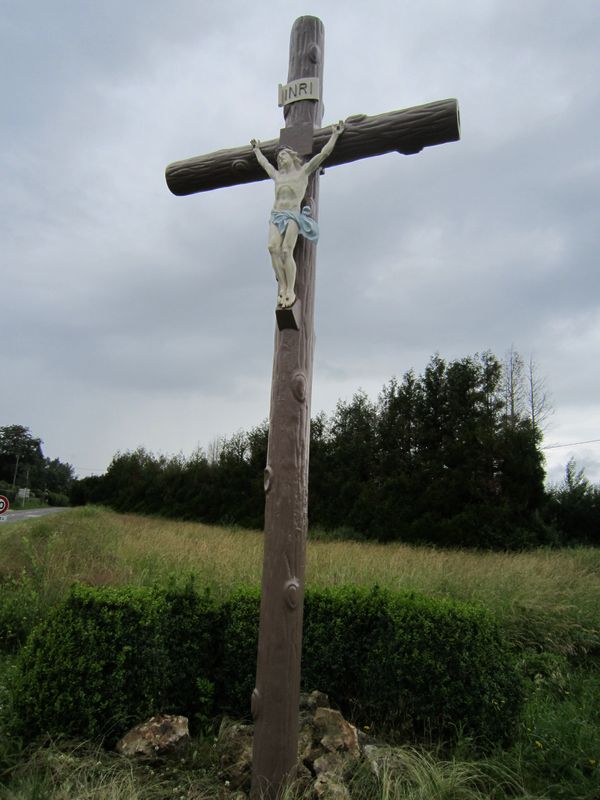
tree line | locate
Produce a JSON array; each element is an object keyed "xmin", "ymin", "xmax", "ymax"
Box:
[
  {"xmin": 71, "ymin": 351, "xmax": 600, "ymax": 549},
  {"xmin": 0, "ymin": 425, "xmax": 74, "ymax": 506}
]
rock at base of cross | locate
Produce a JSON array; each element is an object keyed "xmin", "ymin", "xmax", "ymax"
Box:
[
  {"xmin": 217, "ymin": 690, "xmax": 366, "ymax": 798},
  {"xmin": 116, "ymin": 714, "xmax": 190, "ymax": 759}
]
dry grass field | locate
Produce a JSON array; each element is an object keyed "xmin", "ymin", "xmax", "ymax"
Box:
[
  {"xmin": 1, "ymin": 506, "xmax": 599, "ymax": 799},
  {"xmin": 2, "ymin": 506, "xmax": 599, "ymax": 657}
]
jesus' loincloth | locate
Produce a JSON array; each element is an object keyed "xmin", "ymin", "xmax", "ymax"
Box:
[{"xmin": 270, "ymin": 206, "xmax": 319, "ymax": 242}]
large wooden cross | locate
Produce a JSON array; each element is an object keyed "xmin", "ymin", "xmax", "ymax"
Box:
[{"xmin": 166, "ymin": 16, "xmax": 459, "ymax": 800}]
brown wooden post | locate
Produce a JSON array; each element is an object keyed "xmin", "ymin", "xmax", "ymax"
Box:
[
  {"xmin": 249, "ymin": 17, "xmax": 323, "ymax": 800},
  {"xmin": 165, "ymin": 15, "xmax": 460, "ymax": 799}
]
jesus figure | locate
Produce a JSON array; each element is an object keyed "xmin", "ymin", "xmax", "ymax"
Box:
[{"xmin": 251, "ymin": 121, "xmax": 345, "ymax": 308}]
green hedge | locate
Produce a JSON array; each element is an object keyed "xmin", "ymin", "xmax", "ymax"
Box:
[
  {"xmin": 219, "ymin": 586, "xmax": 523, "ymax": 746},
  {"xmin": 13, "ymin": 583, "xmax": 219, "ymax": 744},
  {"xmin": 13, "ymin": 584, "xmax": 523, "ymax": 747},
  {"xmin": 307, "ymin": 587, "xmax": 523, "ymax": 745}
]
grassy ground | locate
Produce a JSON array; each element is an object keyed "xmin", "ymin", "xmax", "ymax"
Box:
[
  {"xmin": 1, "ymin": 506, "xmax": 598, "ymax": 656},
  {"xmin": 1, "ymin": 507, "xmax": 599, "ymax": 798}
]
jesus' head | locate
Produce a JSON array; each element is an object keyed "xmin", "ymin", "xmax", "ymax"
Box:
[{"xmin": 277, "ymin": 148, "xmax": 303, "ymax": 171}]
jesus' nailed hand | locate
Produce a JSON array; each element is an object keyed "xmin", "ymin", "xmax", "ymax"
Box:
[{"xmin": 251, "ymin": 121, "xmax": 345, "ymax": 308}]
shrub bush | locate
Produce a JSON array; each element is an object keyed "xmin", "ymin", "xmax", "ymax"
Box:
[
  {"xmin": 46, "ymin": 492, "xmax": 69, "ymax": 507},
  {"xmin": 305, "ymin": 587, "xmax": 523, "ymax": 746},
  {"xmin": 0, "ymin": 574, "xmax": 43, "ymax": 653},
  {"xmin": 13, "ymin": 584, "xmax": 523, "ymax": 749},
  {"xmin": 217, "ymin": 588, "xmax": 261, "ymax": 715},
  {"xmin": 160, "ymin": 581, "xmax": 221, "ymax": 726},
  {"xmin": 219, "ymin": 586, "xmax": 523, "ymax": 747},
  {"xmin": 13, "ymin": 583, "xmax": 219, "ymax": 744}
]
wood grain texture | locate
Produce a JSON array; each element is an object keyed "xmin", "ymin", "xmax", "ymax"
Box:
[
  {"xmin": 165, "ymin": 98, "xmax": 460, "ymax": 196},
  {"xmin": 250, "ymin": 15, "xmax": 323, "ymax": 800},
  {"xmin": 164, "ymin": 15, "xmax": 460, "ymax": 799}
]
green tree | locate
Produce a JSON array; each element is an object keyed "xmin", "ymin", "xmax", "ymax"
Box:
[
  {"xmin": 323, "ymin": 391, "xmax": 377, "ymax": 534},
  {"xmin": 76, "ymin": 350, "xmax": 552, "ymax": 549},
  {"xmin": 369, "ymin": 352, "xmax": 547, "ymax": 547},
  {"xmin": 0, "ymin": 425, "xmax": 74, "ymax": 498},
  {"xmin": 548, "ymin": 459, "xmax": 600, "ymax": 545},
  {"xmin": 0, "ymin": 425, "xmax": 44, "ymax": 488},
  {"xmin": 406, "ymin": 354, "xmax": 505, "ymax": 545},
  {"xmin": 216, "ymin": 423, "xmax": 267, "ymax": 527},
  {"xmin": 44, "ymin": 457, "xmax": 75, "ymax": 495},
  {"xmin": 371, "ymin": 372, "xmax": 422, "ymax": 540},
  {"xmin": 102, "ymin": 448, "xmax": 164, "ymax": 512},
  {"xmin": 308, "ymin": 411, "xmax": 332, "ymax": 527}
]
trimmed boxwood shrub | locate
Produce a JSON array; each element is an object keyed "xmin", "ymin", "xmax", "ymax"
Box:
[
  {"xmin": 217, "ymin": 587, "xmax": 261, "ymax": 715},
  {"xmin": 13, "ymin": 583, "xmax": 219, "ymax": 744},
  {"xmin": 219, "ymin": 586, "xmax": 523, "ymax": 746},
  {"xmin": 303, "ymin": 586, "xmax": 522, "ymax": 745},
  {"xmin": 13, "ymin": 583, "xmax": 523, "ymax": 748},
  {"xmin": 161, "ymin": 582, "xmax": 221, "ymax": 722}
]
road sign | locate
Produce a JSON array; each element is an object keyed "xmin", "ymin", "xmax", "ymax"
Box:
[
  {"xmin": 17, "ymin": 488, "xmax": 30, "ymax": 499},
  {"xmin": 0, "ymin": 496, "xmax": 9, "ymax": 515}
]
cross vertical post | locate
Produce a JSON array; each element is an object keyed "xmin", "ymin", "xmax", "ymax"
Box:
[
  {"xmin": 165, "ymin": 14, "xmax": 460, "ymax": 799},
  {"xmin": 250, "ymin": 16, "xmax": 323, "ymax": 799}
]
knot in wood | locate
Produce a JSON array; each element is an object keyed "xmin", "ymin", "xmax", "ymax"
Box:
[
  {"xmin": 284, "ymin": 579, "xmax": 300, "ymax": 609},
  {"xmin": 290, "ymin": 371, "xmax": 307, "ymax": 402},
  {"xmin": 307, "ymin": 42, "xmax": 321, "ymax": 64},
  {"xmin": 251, "ymin": 688, "xmax": 260, "ymax": 720},
  {"xmin": 231, "ymin": 158, "xmax": 250, "ymax": 173},
  {"xmin": 263, "ymin": 466, "xmax": 273, "ymax": 493}
]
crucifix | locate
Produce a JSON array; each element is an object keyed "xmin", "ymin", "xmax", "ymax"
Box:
[{"xmin": 166, "ymin": 15, "xmax": 459, "ymax": 800}]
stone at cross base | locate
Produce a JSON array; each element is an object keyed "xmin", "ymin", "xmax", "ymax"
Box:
[
  {"xmin": 217, "ymin": 691, "xmax": 366, "ymax": 799},
  {"xmin": 116, "ymin": 714, "xmax": 190, "ymax": 759}
]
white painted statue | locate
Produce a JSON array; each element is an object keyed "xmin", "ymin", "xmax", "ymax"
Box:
[{"xmin": 251, "ymin": 121, "xmax": 345, "ymax": 308}]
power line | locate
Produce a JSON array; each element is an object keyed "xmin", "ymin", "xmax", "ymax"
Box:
[{"xmin": 542, "ymin": 438, "xmax": 600, "ymax": 451}]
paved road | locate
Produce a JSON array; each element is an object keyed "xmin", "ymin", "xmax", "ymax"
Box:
[{"xmin": 0, "ymin": 507, "xmax": 71, "ymax": 525}]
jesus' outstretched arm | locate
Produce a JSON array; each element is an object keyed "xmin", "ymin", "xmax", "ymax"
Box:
[
  {"xmin": 250, "ymin": 139, "xmax": 277, "ymax": 179},
  {"xmin": 304, "ymin": 121, "xmax": 345, "ymax": 175}
]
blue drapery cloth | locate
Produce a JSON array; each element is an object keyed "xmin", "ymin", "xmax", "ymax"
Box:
[{"xmin": 270, "ymin": 206, "xmax": 319, "ymax": 242}]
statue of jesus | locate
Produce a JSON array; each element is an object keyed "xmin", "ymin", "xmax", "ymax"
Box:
[{"xmin": 251, "ymin": 121, "xmax": 345, "ymax": 308}]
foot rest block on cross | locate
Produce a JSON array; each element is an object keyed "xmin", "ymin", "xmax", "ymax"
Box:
[{"xmin": 276, "ymin": 299, "xmax": 301, "ymax": 331}]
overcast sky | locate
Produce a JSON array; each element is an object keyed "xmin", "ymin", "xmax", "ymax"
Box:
[{"xmin": 2, "ymin": 0, "xmax": 599, "ymax": 485}]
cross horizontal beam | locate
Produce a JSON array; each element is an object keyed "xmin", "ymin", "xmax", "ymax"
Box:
[{"xmin": 165, "ymin": 98, "xmax": 460, "ymax": 197}]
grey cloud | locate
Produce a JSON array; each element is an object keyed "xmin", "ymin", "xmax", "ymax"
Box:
[{"xmin": 2, "ymin": 0, "xmax": 599, "ymax": 481}]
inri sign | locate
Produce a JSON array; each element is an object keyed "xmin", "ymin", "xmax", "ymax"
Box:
[{"xmin": 278, "ymin": 77, "xmax": 320, "ymax": 107}]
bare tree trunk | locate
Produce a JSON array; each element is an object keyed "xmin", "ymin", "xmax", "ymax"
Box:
[
  {"xmin": 527, "ymin": 355, "xmax": 552, "ymax": 435},
  {"xmin": 503, "ymin": 346, "xmax": 525, "ymax": 427}
]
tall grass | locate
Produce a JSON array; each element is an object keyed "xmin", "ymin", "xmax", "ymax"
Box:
[
  {"xmin": 1, "ymin": 506, "xmax": 599, "ymax": 656},
  {"xmin": 0, "ymin": 737, "xmax": 545, "ymax": 800},
  {"xmin": 0, "ymin": 735, "xmax": 226, "ymax": 800},
  {"xmin": 501, "ymin": 667, "xmax": 600, "ymax": 799},
  {"xmin": 1, "ymin": 507, "xmax": 599, "ymax": 799}
]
